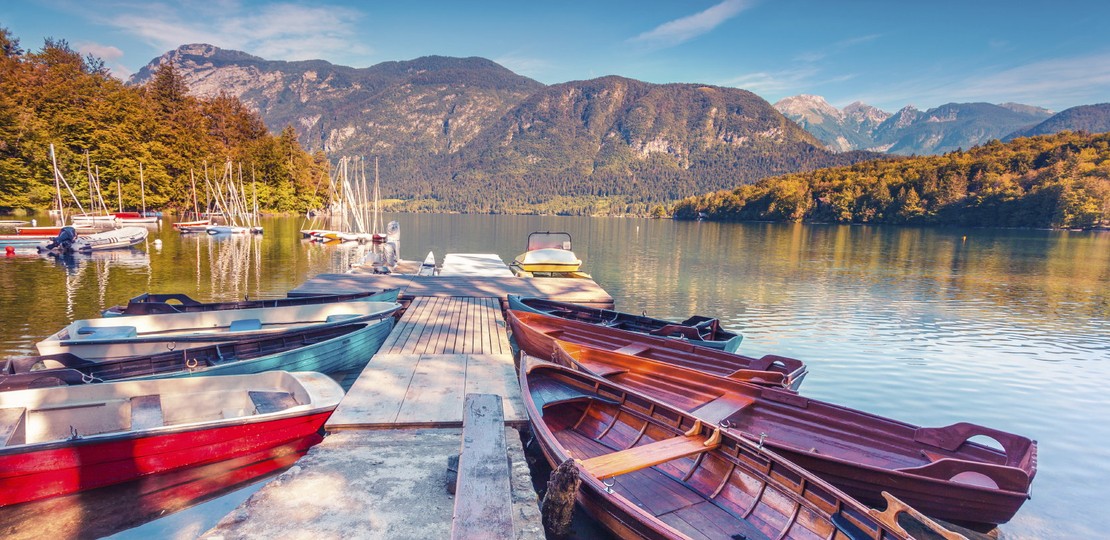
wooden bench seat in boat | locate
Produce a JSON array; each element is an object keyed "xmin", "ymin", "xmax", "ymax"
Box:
[
  {"xmin": 579, "ymin": 427, "xmax": 721, "ymax": 480},
  {"xmin": 130, "ymin": 395, "xmax": 163, "ymax": 430},
  {"xmin": 75, "ymin": 326, "xmax": 137, "ymax": 339},
  {"xmin": 611, "ymin": 343, "xmax": 650, "ymax": 356},
  {"xmin": 325, "ymin": 313, "xmax": 364, "ymax": 323},
  {"xmin": 1, "ymin": 407, "xmax": 26, "ymax": 446}
]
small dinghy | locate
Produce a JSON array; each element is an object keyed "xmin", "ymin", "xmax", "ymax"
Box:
[{"xmin": 0, "ymin": 370, "xmax": 342, "ymax": 507}]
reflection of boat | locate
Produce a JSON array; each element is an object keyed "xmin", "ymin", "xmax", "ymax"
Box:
[
  {"xmin": 519, "ymin": 357, "xmax": 946, "ymax": 540},
  {"xmin": 3, "ymin": 321, "xmax": 393, "ymax": 389},
  {"xmin": 0, "ymin": 370, "xmax": 342, "ymax": 507},
  {"xmin": 507, "ymin": 294, "xmax": 742, "ymax": 352},
  {"xmin": 551, "ymin": 339, "xmax": 1037, "ymax": 529},
  {"xmin": 103, "ymin": 289, "xmax": 399, "ymax": 317},
  {"xmin": 36, "ymin": 299, "xmax": 401, "ymax": 359},
  {"xmin": 510, "ymin": 231, "xmax": 584, "ymax": 277},
  {"xmin": 507, "ymin": 309, "xmax": 806, "ymax": 389}
]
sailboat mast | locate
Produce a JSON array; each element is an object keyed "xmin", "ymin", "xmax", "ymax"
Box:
[
  {"xmin": 139, "ymin": 162, "xmax": 147, "ymax": 215},
  {"xmin": 50, "ymin": 143, "xmax": 65, "ymax": 223}
]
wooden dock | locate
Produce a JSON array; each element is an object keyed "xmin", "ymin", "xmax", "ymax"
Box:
[{"xmin": 204, "ymin": 255, "xmax": 611, "ymax": 539}]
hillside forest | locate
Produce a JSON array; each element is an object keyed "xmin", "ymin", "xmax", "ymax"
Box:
[
  {"xmin": 673, "ymin": 131, "xmax": 1110, "ymax": 229},
  {"xmin": 0, "ymin": 29, "xmax": 329, "ymax": 215}
]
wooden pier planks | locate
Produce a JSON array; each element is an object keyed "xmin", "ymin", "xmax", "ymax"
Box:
[
  {"xmin": 383, "ymin": 296, "xmax": 510, "ymax": 355},
  {"xmin": 290, "ymin": 273, "xmax": 614, "ymax": 309},
  {"xmin": 327, "ymin": 296, "xmax": 521, "ymax": 429}
]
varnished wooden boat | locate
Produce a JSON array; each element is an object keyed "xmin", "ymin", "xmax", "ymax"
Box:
[
  {"xmin": 553, "ymin": 340, "xmax": 1037, "ymax": 528},
  {"xmin": 508, "ymin": 294, "xmax": 742, "ymax": 352},
  {"xmin": 2, "ymin": 320, "xmax": 392, "ymax": 390},
  {"xmin": 0, "ymin": 371, "xmax": 341, "ymax": 507},
  {"xmin": 101, "ymin": 289, "xmax": 399, "ymax": 317},
  {"xmin": 520, "ymin": 356, "xmax": 962, "ymax": 540},
  {"xmin": 36, "ymin": 300, "xmax": 401, "ymax": 360},
  {"xmin": 507, "ymin": 309, "xmax": 806, "ymax": 390}
]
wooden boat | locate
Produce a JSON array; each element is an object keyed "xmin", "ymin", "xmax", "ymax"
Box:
[
  {"xmin": 520, "ymin": 356, "xmax": 962, "ymax": 540},
  {"xmin": 507, "ymin": 310, "xmax": 806, "ymax": 390},
  {"xmin": 102, "ymin": 289, "xmax": 399, "ymax": 317},
  {"xmin": 552, "ymin": 340, "xmax": 1037, "ymax": 528},
  {"xmin": 0, "ymin": 370, "xmax": 342, "ymax": 507},
  {"xmin": 2, "ymin": 320, "xmax": 392, "ymax": 390},
  {"xmin": 511, "ymin": 231, "xmax": 582, "ymax": 275},
  {"xmin": 508, "ymin": 294, "xmax": 742, "ymax": 352},
  {"xmin": 36, "ymin": 299, "xmax": 401, "ymax": 360}
]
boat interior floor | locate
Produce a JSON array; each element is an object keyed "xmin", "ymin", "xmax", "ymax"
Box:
[{"xmin": 555, "ymin": 428, "xmax": 776, "ymax": 540}]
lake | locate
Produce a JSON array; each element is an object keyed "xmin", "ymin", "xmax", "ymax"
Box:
[{"xmin": 1, "ymin": 214, "xmax": 1107, "ymax": 538}]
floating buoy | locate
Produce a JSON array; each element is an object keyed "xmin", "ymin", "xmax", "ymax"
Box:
[
  {"xmin": 31, "ymin": 219, "xmax": 37, "ymax": 226},
  {"xmin": 5, "ymin": 245, "xmax": 13, "ymax": 255}
]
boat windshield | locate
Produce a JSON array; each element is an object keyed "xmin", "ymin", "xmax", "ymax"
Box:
[{"xmin": 527, "ymin": 232, "xmax": 572, "ymax": 251}]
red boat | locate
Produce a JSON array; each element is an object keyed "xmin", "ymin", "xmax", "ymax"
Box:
[
  {"xmin": 0, "ymin": 371, "xmax": 341, "ymax": 507},
  {"xmin": 551, "ymin": 339, "xmax": 1037, "ymax": 529},
  {"xmin": 520, "ymin": 356, "xmax": 963, "ymax": 540},
  {"xmin": 506, "ymin": 309, "xmax": 807, "ymax": 390}
]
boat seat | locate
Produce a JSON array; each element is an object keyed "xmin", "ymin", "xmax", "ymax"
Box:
[
  {"xmin": 130, "ymin": 395, "xmax": 163, "ymax": 430},
  {"xmin": 76, "ymin": 326, "xmax": 138, "ymax": 339},
  {"xmin": 579, "ymin": 429, "xmax": 721, "ymax": 480},
  {"xmin": 229, "ymin": 319, "xmax": 263, "ymax": 332},
  {"xmin": 325, "ymin": 313, "xmax": 363, "ymax": 323},
  {"xmin": 0, "ymin": 407, "xmax": 26, "ymax": 446},
  {"xmin": 249, "ymin": 391, "xmax": 299, "ymax": 414}
]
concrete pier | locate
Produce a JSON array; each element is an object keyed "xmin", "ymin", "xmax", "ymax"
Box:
[{"xmin": 202, "ymin": 255, "xmax": 611, "ymax": 538}]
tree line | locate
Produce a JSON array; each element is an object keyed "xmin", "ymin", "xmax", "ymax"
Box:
[
  {"xmin": 672, "ymin": 131, "xmax": 1110, "ymax": 229},
  {"xmin": 0, "ymin": 28, "xmax": 329, "ymax": 215}
]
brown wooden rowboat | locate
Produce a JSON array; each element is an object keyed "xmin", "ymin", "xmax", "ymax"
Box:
[
  {"xmin": 520, "ymin": 356, "xmax": 964, "ymax": 540},
  {"xmin": 507, "ymin": 309, "xmax": 807, "ymax": 390},
  {"xmin": 552, "ymin": 340, "xmax": 1037, "ymax": 530}
]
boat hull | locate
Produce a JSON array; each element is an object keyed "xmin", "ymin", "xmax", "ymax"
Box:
[
  {"xmin": 507, "ymin": 309, "xmax": 806, "ymax": 390},
  {"xmin": 102, "ymin": 289, "xmax": 399, "ymax": 317},
  {"xmin": 507, "ymin": 294, "xmax": 742, "ymax": 352},
  {"xmin": 36, "ymin": 300, "xmax": 401, "ymax": 360},
  {"xmin": 0, "ymin": 371, "xmax": 341, "ymax": 507},
  {"xmin": 551, "ymin": 340, "xmax": 1036, "ymax": 529},
  {"xmin": 0, "ymin": 410, "xmax": 331, "ymax": 506},
  {"xmin": 520, "ymin": 358, "xmax": 920, "ymax": 540}
]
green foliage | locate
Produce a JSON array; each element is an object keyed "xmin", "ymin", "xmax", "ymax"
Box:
[
  {"xmin": 674, "ymin": 131, "xmax": 1110, "ymax": 229},
  {"xmin": 0, "ymin": 29, "xmax": 327, "ymax": 214}
]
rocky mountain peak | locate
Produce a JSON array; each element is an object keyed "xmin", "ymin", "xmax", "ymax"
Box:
[{"xmin": 773, "ymin": 94, "xmax": 843, "ymax": 123}]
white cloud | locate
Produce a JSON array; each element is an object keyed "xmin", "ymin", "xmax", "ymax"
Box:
[
  {"xmin": 77, "ymin": 42, "xmax": 124, "ymax": 61},
  {"xmin": 858, "ymin": 52, "xmax": 1110, "ymax": 110},
  {"xmin": 88, "ymin": 1, "xmax": 372, "ymax": 65},
  {"xmin": 630, "ymin": 0, "xmax": 754, "ymax": 48}
]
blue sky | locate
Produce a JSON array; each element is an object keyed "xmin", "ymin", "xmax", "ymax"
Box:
[{"xmin": 3, "ymin": 0, "xmax": 1109, "ymax": 113}]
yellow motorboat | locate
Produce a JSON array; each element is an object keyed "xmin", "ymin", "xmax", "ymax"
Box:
[{"xmin": 511, "ymin": 232, "xmax": 583, "ymax": 275}]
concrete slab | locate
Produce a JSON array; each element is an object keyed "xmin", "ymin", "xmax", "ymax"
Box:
[{"xmin": 201, "ymin": 428, "xmax": 542, "ymax": 540}]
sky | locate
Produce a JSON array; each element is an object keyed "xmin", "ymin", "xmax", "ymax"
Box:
[{"xmin": 3, "ymin": 0, "xmax": 1109, "ymax": 113}]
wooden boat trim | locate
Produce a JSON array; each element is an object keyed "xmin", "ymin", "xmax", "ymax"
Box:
[{"xmin": 869, "ymin": 492, "xmax": 968, "ymax": 540}]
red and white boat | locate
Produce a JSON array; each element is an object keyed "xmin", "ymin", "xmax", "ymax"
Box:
[
  {"xmin": 0, "ymin": 370, "xmax": 342, "ymax": 507},
  {"xmin": 173, "ymin": 219, "xmax": 211, "ymax": 233},
  {"xmin": 113, "ymin": 212, "xmax": 159, "ymax": 224}
]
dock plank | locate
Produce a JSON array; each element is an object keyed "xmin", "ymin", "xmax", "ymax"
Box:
[
  {"xmin": 464, "ymin": 354, "xmax": 525, "ymax": 423},
  {"xmin": 451, "ymin": 394, "xmax": 514, "ymax": 540},
  {"xmin": 291, "ymin": 274, "xmax": 613, "ymax": 308},
  {"xmin": 326, "ymin": 354, "xmax": 418, "ymax": 428},
  {"xmin": 396, "ymin": 354, "xmax": 468, "ymax": 425}
]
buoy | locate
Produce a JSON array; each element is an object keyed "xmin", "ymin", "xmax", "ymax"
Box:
[
  {"xmin": 153, "ymin": 239, "xmax": 162, "ymax": 246},
  {"xmin": 31, "ymin": 219, "xmax": 37, "ymax": 226},
  {"xmin": 5, "ymin": 245, "xmax": 14, "ymax": 255}
]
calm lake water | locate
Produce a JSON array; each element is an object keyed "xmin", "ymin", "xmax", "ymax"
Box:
[{"xmin": 1, "ymin": 214, "xmax": 1107, "ymax": 539}]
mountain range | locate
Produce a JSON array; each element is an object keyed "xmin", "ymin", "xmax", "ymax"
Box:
[
  {"xmin": 130, "ymin": 45, "xmax": 1109, "ymax": 213},
  {"xmin": 131, "ymin": 45, "xmax": 876, "ymax": 213},
  {"xmin": 774, "ymin": 95, "xmax": 1110, "ymax": 155}
]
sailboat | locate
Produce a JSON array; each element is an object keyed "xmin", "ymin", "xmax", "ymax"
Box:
[
  {"xmin": 114, "ymin": 162, "xmax": 159, "ymax": 224},
  {"xmin": 205, "ymin": 161, "xmax": 254, "ymax": 235},
  {"xmin": 71, "ymin": 151, "xmax": 118, "ymax": 225},
  {"xmin": 175, "ymin": 168, "xmax": 212, "ymax": 232}
]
